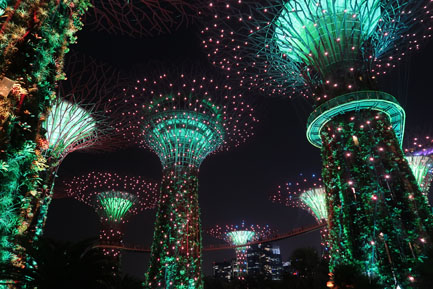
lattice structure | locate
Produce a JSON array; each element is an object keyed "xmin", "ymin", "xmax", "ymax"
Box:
[
  {"xmin": 270, "ymin": 173, "xmax": 329, "ymax": 257},
  {"xmin": 85, "ymin": 0, "xmax": 203, "ymax": 38},
  {"xmin": 65, "ymin": 172, "xmax": 158, "ymax": 259},
  {"xmin": 202, "ymin": 1, "xmax": 433, "ymax": 287},
  {"xmin": 208, "ymin": 222, "xmax": 273, "ymax": 280},
  {"xmin": 112, "ymin": 70, "xmax": 257, "ymax": 289},
  {"xmin": 405, "ymin": 136, "xmax": 433, "ymax": 201}
]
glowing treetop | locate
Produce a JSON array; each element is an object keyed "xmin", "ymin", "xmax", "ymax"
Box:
[
  {"xmin": 115, "ymin": 72, "xmax": 258, "ymax": 169},
  {"xmin": 66, "ymin": 171, "xmax": 158, "ymax": 224},
  {"xmin": 209, "ymin": 221, "xmax": 273, "ymax": 247},
  {"xmin": 42, "ymin": 98, "xmax": 99, "ymax": 162},
  {"xmin": 271, "ymin": 173, "xmax": 327, "ymax": 223},
  {"xmin": 202, "ymin": 0, "xmax": 433, "ymax": 100},
  {"xmin": 66, "ymin": 172, "xmax": 158, "ymax": 258},
  {"xmin": 405, "ymin": 136, "xmax": 433, "ymax": 196},
  {"xmin": 209, "ymin": 221, "xmax": 274, "ymax": 278},
  {"xmin": 42, "ymin": 54, "xmax": 127, "ymax": 165}
]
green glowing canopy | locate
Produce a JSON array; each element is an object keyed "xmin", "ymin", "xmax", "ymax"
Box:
[
  {"xmin": 97, "ymin": 191, "xmax": 136, "ymax": 223},
  {"xmin": 43, "ymin": 100, "xmax": 97, "ymax": 158},
  {"xmin": 227, "ymin": 230, "xmax": 255, "ymax": 246},
  {"xmin": 144, "ymin": 96, "xmax": 225, "ymax": 169},
  {"xmin": 274, "ymin": 0, "xmax": 381, "ymax": 69},
  {"xmin": 300, "ymin": 187, "xmax": 328, "ymax": 222},
  {"xmin": 406, "ymin": 155, "xmax": 433, "ymax": 195},
  {"xmin": 0, "ymin": 0, "xmax": 6, "ymax": 16}
]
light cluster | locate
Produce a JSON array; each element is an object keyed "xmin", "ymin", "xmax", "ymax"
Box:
[
  {"xmin": 65, "ymin": 171, "xmax": 158, "ymax": 258},
  {"xmin": 111, "ymin": 71, "xmax": 258, "ymax": 289},
  {"xmin": 208, "ymin": 221, "xmax": 273, "ymax": 279}
]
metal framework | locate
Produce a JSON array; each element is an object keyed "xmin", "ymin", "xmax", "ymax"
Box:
[{"xmin": 85, "ymin": 0, "xmax": 203, "ymax": 38}]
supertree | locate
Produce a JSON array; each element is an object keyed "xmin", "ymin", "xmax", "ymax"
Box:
[
  {"xmin": 405, "ymin": 135, "xmax": 433, "ymax": 203},
  {"xmin": 25, "ymin": 54, "xmax": 128, "ymax": 249},
  {"xmin": 84, "ymin": 0, "xmax": 203, "ymax": 38},
  {"xmin": 270, "ymin": 173, "xmax": 329, "ymax": 257},
  {"xmin": 201, "ymin": 0, "xmax": 433, "ymax": 287},
  {"xmin": 65, "ymin": 172, "xmax": 158, "ymax": 263},
  {"xmin": 208, "ymin": 221, "xmax": 273, "ymax": 280},
  {"xmin": 0, "ymin": 0, "xmax": 91, "ymax": 279},
  {"xmin": 112, "ymin": 70, "xmax": 257, "ymax": 288}
]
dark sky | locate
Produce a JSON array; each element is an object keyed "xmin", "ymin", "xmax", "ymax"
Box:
[{"xmin": 43, "ymin": 19, "xmax": 433, "ymax": 278}]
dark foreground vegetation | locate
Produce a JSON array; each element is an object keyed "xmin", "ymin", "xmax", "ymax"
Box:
[{"xmin": 1, "ymin": 239, "xmax": 432, "ymax": 289}]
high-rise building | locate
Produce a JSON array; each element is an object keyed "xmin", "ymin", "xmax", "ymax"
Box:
[
  {"xmin": 212, "ymin": 261, "xmax": 232, "ymax": 282},
  {"xmin": 247, "ymin": 243, "xmax": 283, "ymax": 281}
]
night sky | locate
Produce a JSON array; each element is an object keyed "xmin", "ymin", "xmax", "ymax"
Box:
[{"xmin": 43, "ymin": 18, "xmax": 433, "ymax": 279}]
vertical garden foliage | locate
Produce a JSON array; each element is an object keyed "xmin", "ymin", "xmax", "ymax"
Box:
[
  {"xmin": 0, "ymin": 0, "xmax": 90, "ymax": 270},
  {"xmin": 321, "ymin": 110, "xmax": 433, "ymax": 288},
  {"xmin": 145, "ymin": 168, "xmax": 202, "ymax": 289}
]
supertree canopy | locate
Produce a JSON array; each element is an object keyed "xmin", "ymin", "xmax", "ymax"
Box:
[
  {"xmin": 271, "ymin": 173, "xmax": 327, "ymax": 223},
  {"xmin": 202, "ymin": 1, "xmax": 433, "ymax": 288},
  {"xmin": 0, "ymin": 1, "xmax": 90, "ymax": 280},
  {"xmin": 405, "ymin": 136, "xmax": 433, "ymax": 201},
  {"xmin": 208, "ymin": 222, "xmax": 273, "ymax": 280},
  {"xmin": 113, "ymin": 70, "xmax": 257, "ymax": 289},
  {"xmin": 65, "ymin": 172, "xmax": 158, "ymax": 258},
  {"xmin": 85, "ymin": 0, "xmax": 203, "ymax": 38},
  {"xmin": 270, "ymin": 173, "xmax": 329, "ymax": 256}
]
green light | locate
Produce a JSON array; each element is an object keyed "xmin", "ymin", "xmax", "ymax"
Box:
[
  {"xmin": 274, "ymin": 0, "xmax": 381, "ymax": 67},
  {"xmin": 406, "ymin": 155, "xmax": 433, "ymax": 195},
  {"xmin": 43, "ymin": 100, "xmax": 97, "ymax": 158},
  {"xmin": 146, "ymin": 110, "xmax": 224, "ymax": 168},
  {"xmin": 307, "ymin": 91, "xmax": 405, "ymax": 148},
  {"xmin": 0, "ymin": 0, "xmax": 6, "ymax": 16},
  {"xmin": 97, "ymin": 191, "xmax": 135, "ymax": 223},
  {"xmin": 227, "ymin": 230, "xmax": 255, "ymax": 246},
  {"xmin": 300, "ymin": 187, "xmax": 328, "ymax": 222}
]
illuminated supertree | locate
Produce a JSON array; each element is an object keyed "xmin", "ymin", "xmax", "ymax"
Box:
[
  {"xmin": 26, "ymin": 54, "xmax": 127, "ymax": 248},
  {"xmin": 85, "ymin": 0, "xmax": 203, "ymax": 38},
  {"xmin": 208, "ymin": 222, "xmax": 273, "ymax": 280},
  {"xmin": 270, "ymin": 173, "xmax": 329, "ymax": 257},
  {"xmin": 405, "ymin": 135, "xmax": 433, "ymax": 202},
  {"xmin": 0, "ymin": 1, "xmax": 90, "ymax": 279},
  {"xmin": 113, "ymin": 70, "xmax": 257, "ymax": 288},
  {"xmin": 65, "ymin": 172, "xmax": 158, "ymax": 261},
  {"xmin": 201, "ymin": 0, "xmax": 433, "ymax": 287}
]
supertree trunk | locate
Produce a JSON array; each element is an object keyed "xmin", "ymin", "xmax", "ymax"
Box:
[
  {"xmin": 25, "ymin": 164, "xmax": 58, "ymax": 242},
  {"xmin": 145, "ymin": 167, "xmax": 202, "ymax": 289},
  {"xmin": 233, "ymin": 247, "xmax": 248, "ymax": 279},
  {"xmin": 321, "ymin": 109, "xmax": 433, "ymax": 288},
  {"xmin": 0, "ymin": 0, "xmax": 90, "ymax": 273}
]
